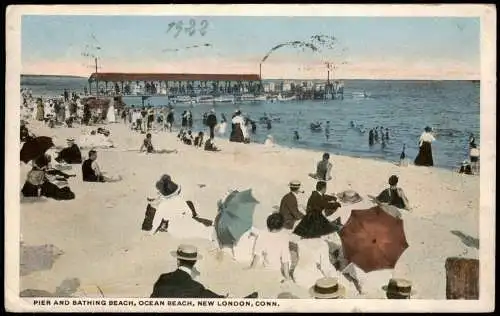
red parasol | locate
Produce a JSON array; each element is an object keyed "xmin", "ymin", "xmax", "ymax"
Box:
[{"xmin": 339, "ymin": 206, "xmax": 409, "ymax": 273}]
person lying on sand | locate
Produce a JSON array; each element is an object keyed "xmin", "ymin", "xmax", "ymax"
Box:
[
  {"xmin": 368, "ymin": 175, "xmax": 410, "ymax": 211},
  {"xmin": 309, "ymin": 153, "xmax": 333, "ymax": 181},
  {"xmin": 150, "ymin": 244, "xmax": 258, "ymax": 298},
  {"xmin": 139, "ymin": 133, "xmax": 177, "ymax": 154},
  {"xmin": 81, "ymin": 150, "xmax": 122, "ymax": 183}
]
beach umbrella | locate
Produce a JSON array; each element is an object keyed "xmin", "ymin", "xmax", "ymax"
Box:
[
  {"xmin": 20, "ymin": 136, "xmax": 54, "ymax": 163},
  {"xmin": 339, "ymin": 206, "xmax": 409, "ymax": 273},
  {"xmin": 214, "ymin": 189, "xmax": 259, "ymax": 247}
]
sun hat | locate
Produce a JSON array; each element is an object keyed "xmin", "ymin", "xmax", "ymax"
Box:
[
  {"xmin": 66, "ymin": 138, "xmax": 75, "ymax": 142},
  {"xmin": 155, "ymin": 174, "xmax": 180, "ymax": 197},
  {"xmin": 170, "ymin": 244, "xmax": 202, "ymax": 261},
  {"xmin": 337, "ymin": 190, "xmax": 363, "ymax": 204},
  {"xmin": 382, "ymin": 278, "xmax": 415, "ymax": 298},
  {"xmin": 309, "ymin": 277, "xmax": 346, "ymax": 299},
  {"xmin": 289, "ymin": 180, "xmax": 301, "ymax": 188}
]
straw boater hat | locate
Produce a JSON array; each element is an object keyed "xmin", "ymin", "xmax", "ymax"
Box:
[
  {"xmin": 289, "ymin": 180, "xmax": 301, "ymax": 189},
  {"xmin": 382, "ymin": 278, "xmax": 415, "ymax": 298},
  {"xmin": 170, "ymin": 244, "xmax": 202, "ymax": 261},
  {"xmin": 66, "ymin": 138, "xmax": 75, "ymax": 142},
  {"xmin": 309, "ymin": 277, "xmax": 346, "ymax": 299},
  {"xmin": 337, "ymin": 190, "xmax": 363, "ymax": 204}
]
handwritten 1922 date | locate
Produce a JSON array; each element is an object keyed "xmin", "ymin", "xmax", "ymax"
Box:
[{"xmin": 166, "ymin": 19, "xmax": 209, "ymax": 38}]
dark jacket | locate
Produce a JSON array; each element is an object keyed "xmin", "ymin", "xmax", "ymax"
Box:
[
  {"xmin": 150, "ymin": 269, "xmax": 225, "ymax": 298},
  {"xmin": 306, "ymin": 191, "xmax": 340, "ymax": 217},
  {"xmin": 56, "ymin": 144, "xmax": 82, "ymax": 164},
  {"xmin": 207, "ymin": 113, "xmax": 217, "ymax": 127},
  {"xmin": 279, "ymin": 192, "xmax": 304, "ymax": 229}
]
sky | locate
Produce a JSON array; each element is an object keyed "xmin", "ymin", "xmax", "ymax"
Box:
[{"xmin": 21, "ymin": 15, "xmax": 480, "ymax": 80}]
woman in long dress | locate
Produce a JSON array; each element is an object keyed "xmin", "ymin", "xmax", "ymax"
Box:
[
  {"xmin": 414, "ymin": 126, "xmax": 436, "ymax": 166},
  {"xmin": 229, "ymin": 111, "xmax": 247, "ymax": 143},
  {"xmin": 106, "ymin": 99, "xmax": 116, "ymax": 123}
]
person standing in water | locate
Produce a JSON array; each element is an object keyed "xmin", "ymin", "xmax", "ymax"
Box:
[
  {"xmin": 374, "ymin": 126, "xmax": 379, "ymax": 143},
  {"xmin": 414, "ymin": 126, "xmax": 436, "ymax": 167},
  {"xmin": 385, "ymin": 128, "xmax": 390, "ymax": 141},
  {"xmin": 293, "ymin": 131, "xmax": 300, "ymax": 141},
  {"xmin": 267, "ymin": 120, "xmax": 272, "ymax": 130},
  {"xmin": 325, "ymin": 121, "xmax": 331, "ymax": 141},
  {"xmin": 368, "ymin": 129, "xmax": 375, "ymax": 146}
]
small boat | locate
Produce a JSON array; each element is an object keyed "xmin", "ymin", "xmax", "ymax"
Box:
[
  {"xmin": 240, "ymin": 94, "xmax": 256, "ymax": 103},
  {"xmin": 214, "ymin": 95, "xmax": 235, "ymax": 103},
  {"xmin": 176, "ymin": 95, "xmax": 192, "ymax": 104},
  {"xmin": 277, "ymin": 94, "xmax": 296, "ymax": 102},
  {"xmin": 197, "ymin": 95, "xmax": 215, "ymax": 104},
  {"xmin": 310, "ymin": 123, "xmax": 322, "ymax": 132},
  {"xmin": 253, "ymin": 95, "xmax": 267, "ymax": 102}
]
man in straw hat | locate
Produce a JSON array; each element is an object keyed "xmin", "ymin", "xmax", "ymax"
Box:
[
  {"xmin": 309, "ymin": 277, "xmax": 346, "ymax": 299},
  {"xmin": 151, "ymin": 244, "xmax": 258, "ymax": 298},
  {"xmin": 279, "ymin": 180, "xmax": 305, "ymax": 231},
  {"xmin": 382, "ymin": 278, "xmax": 415, "ymax": 299}
]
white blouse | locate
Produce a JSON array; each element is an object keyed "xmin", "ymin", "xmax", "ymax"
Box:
[{"xmin": 419, "ymin": 132, "xmax": 435, "ymax": 146}]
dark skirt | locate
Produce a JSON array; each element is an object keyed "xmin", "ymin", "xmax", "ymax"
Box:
[
  {"xmin": 414, "ymin": 141, "xmax": 433, "ymax": 166},
  {"xmin": 21, "ymin": 181, "xmax": 75, "ymax": 200},
  {"xmin": 293, "ymin": 211, "xmax": 338, "ymax": 239},
  {"xmin": 229, "ymin": 123, "xmax": 244, "ymax": 143}
]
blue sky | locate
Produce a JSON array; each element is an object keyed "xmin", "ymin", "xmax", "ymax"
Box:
[{"xmin": 21, "ymin": 15, "xmax": 480, "ymax": 79}]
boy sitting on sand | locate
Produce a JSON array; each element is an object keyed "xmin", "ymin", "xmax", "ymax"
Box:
[
  {"xmin": 82, "ymin": 150, "xmax": 122, "ymax": 183},
  {"xmin": 308, "ymin": 153, "xmax": 333, "ymax": 181}
]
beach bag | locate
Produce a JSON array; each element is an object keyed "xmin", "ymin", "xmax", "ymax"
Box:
[
  {"xmin": 141, "ymin": 204, "xmax": 156, "ymax": 231},
  {"xmin": 27, "ymin": 170, "xmax": 45, "ymax": 186}
]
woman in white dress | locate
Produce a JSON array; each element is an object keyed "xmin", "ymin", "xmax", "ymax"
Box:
[
  {"xmin": 106, "ymin": 98, "xmax": 116, "ymax": 123},
  {"xmin": 149, "ymin": 175, "xmax": 212, "ymax": 241}
]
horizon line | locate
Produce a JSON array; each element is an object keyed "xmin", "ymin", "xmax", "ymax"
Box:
[{"xmin": 21, "ymin": 73, "xmax": 480, "ymax": 82}]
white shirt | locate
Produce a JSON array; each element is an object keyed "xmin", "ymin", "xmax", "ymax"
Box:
[
  {"xmin": 470, "ymin": 148, "xmax": 479, "ymax": 157},
  {"xmin": 293, "ymin": 238, "xmax": 334, "ymax": 288},
  {"xmin": 232, "ymin": 115, "xmax": 248, "ymax": 138},
  {"xmin": 253, "ymin": 230, "xmax": 291, "ymax": 270},
  {"xmin": 419, "ymin": 132, "xmax": 435, "ymax": 146}
]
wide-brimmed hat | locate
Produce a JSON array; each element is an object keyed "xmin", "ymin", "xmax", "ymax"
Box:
[
  {"xmin": 309, "ymin": 277, "xmax": 346, "ymax": 299},
  {"xmin": 66, "ymin": 138, "xmax": 75, "ymax": 142},
  {"xmin": 382, "ymin": 278, "xmax": 416, "ymax": 297},
  {"xmin": 289, "ymin": 180, "xmax": 301, "ymax": 188},
  {"xmin": 170, "ymin": 244, "xmax": 202, "ymax": 261},
  {"xmin": 337, "ymin": 190, "xmax": 363, "ymax": 204},
  {"xmin": 155, "ymin": 174, "xmax": 180, "ymax": 197}
]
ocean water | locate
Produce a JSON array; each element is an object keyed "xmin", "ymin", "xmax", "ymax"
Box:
[{"xmin": 21, "ymin": 75, "xmax": 480, "ymax": 170}]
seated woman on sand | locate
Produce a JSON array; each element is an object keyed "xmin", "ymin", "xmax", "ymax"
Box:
[
  {"xmin": 146, "ymin": 174, "xmax": 212, "ymax": 240},
  {"xmin": 79, "ymin": 130, "xmax": 114, "ymax": 149},
  {"xmin": 264, "ymin": 135, "xmax": 275, "ymax": 147},
  {"xmin": 55, "ymin": 138, "xmax": 82, "ymax": 164},
  {"xmin": 81, "ymin": 150, "xmax": 122, "ymax": 183},
  {"xmin": 139, "ymin": 133, "xmax": 177, "ymax": 154},
  {"xmin": 204, "ymin": 139, "xmax": 221, "ymax": 152},
  {"xmin": 193, "ymin": 132, "xmax": 204, "ymax": 148},
  {"xmin": 308, "ymin": 153, "xmax": 333, "ymax": 181},
  {"xmin": 369, "ymin": 175, "xmax": 410, "ymax": 211},
  {"xmin": 21, "ymin": 153, "xmax": 76, "ymax": 200},
  {"xmin": 182, "ymin": 131, "xmax": 194, "ymax": 145}
]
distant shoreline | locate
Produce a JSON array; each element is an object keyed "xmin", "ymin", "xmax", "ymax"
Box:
[{"xmin": 21, "ymin": 74, "xmax": 479, "ymax": 82}]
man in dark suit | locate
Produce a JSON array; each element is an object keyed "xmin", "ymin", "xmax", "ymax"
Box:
[
  {"xmin": 279, "ymin": 180, "xmax": 305, "ymax": 230},
  {"xmin": 206, "ymin": 109, "xmax": 218, "ymax": 140},
  {"xmin": 151, "ymin": 244, "xmax": 258, "ymax": 298}
]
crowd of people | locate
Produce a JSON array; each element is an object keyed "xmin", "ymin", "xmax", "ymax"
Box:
[{"xmin": 19, "ymin": 89, "xmax": 475, "ymax": 300}]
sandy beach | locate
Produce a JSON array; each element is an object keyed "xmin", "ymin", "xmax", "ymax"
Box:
[{"xmin": 17, "ymin": 119, "xmax": 480, "ymax": 300}]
